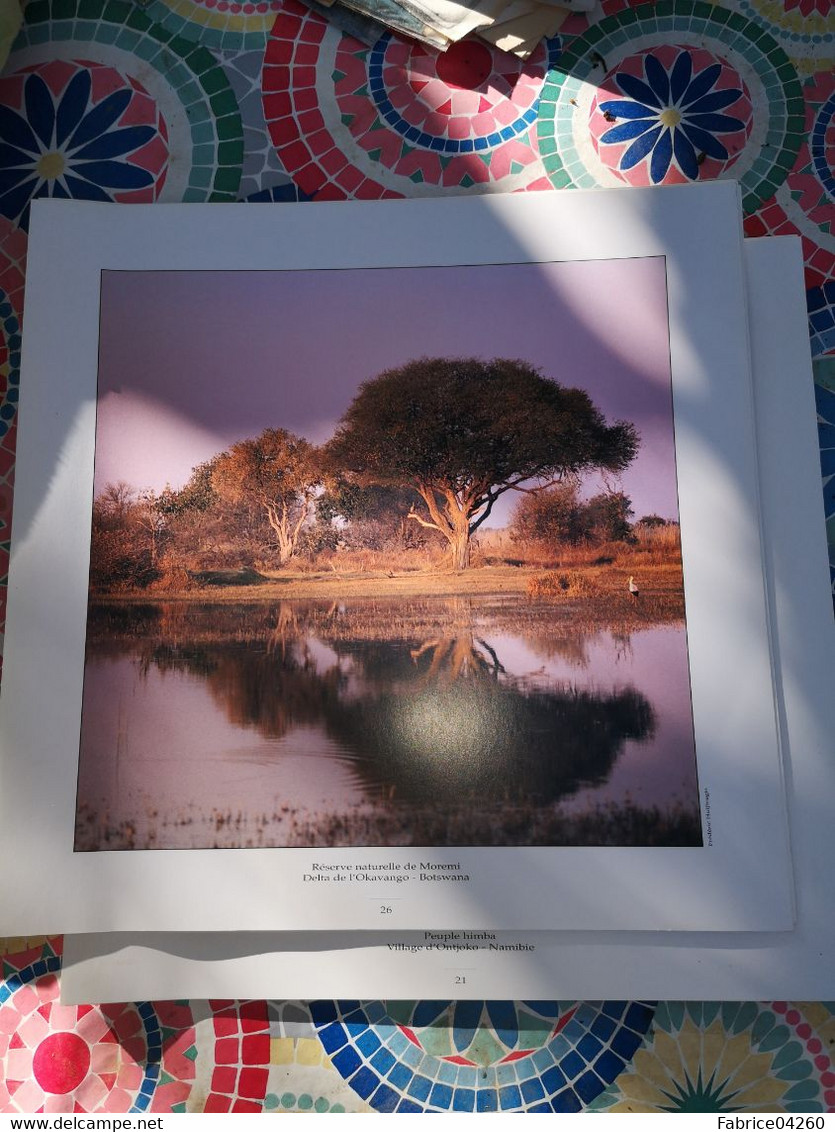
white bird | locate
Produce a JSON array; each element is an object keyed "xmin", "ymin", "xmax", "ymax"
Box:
[{"xmin": 628, "ymin": 575, "xmax": 639, "ymax": 598}]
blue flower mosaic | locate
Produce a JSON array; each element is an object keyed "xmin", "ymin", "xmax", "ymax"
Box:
[
  {"xmin": 598, "ymin": 52, "xmax": 746, "ymax": 184},
  {"xmin": 0, "ymin": 69, "xmax": 159, "ymax": 229},
  {"xmin": 311, "ymin": 999, "xmax": 655, "ymax": 1112}
]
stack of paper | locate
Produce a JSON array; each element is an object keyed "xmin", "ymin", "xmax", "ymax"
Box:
[
  {"xmin": 1, "ymin": 184, "xmax": 833, "ymax": 1003},
  {"xmin": 302, "ymin": 0, "xmax": 595, "ymax": 56}
]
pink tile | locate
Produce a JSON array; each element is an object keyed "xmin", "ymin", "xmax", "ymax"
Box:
[
  {"xmin": 418, "ymin": 78, "xmax": 451, "ymax": 111},
  {"xmin": 43, "ymin": 1095, "xmax": 74, "ymax": 1114},
  {"xmin": 35, "ymin": 977, "xmax": 59, "ymax": 1005},
  {"xmin": 11, "ymin": 986, "xmax": 38, "ymax": 1015},
  {"xmin": 446, "ymin": 116, "xmax": 471, "ymax": 139},
  {"xmin": 48, "ymin": 1005, "xmax": 79, "ymax": 1032},
  {"xmin": 18, "ymin": 1012, "xmax": 49, "ymax": 1048},
  {"xmin": 91, "ymin": 1044, "xmax": 119, "ymax": 1075},
  {"xmin": 116, "ymin": 1062, "xmax": 143, "ymax": 1091},
  {"xmin": 76, "ymin": 1074, "xmax": 108, "ymax": 1110},
  {"xmin": 0, "ymin": 1006, "xmax": 22, "ymax": 1035},
  {"xmin": 450, "ymin": 89, "xmax": 480, "ymax": 115},
  {"xmin": 102, "ymin": 1088, "xmax": 133, "ymax": 1113},
  {"xmin": 76, "ymin": 1012, "xmax": 111, "ymax": 1044},
  {"xmin": 6, "ymin": 1048, "xmax": 34, "ymax": 1080},
  {"xmin": 10, "ymin": 1081, "xmax": 42, "ymax": 1112}
]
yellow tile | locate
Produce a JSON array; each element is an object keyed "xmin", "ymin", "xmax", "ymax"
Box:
[
  {"xmin": 731, "ymin": 1077, "xmax": 789, "ymax": 1110},
  {"xmin": 702, "ymin": 1020, "xmax": 730, "ymax": 1083},
  {"xmin": 677, "ymin": 1019, "xmax": 703, "ymax": 1083},
  {"xmin": 632, "ymin": 1048, "xmax": 675, "ymax": 1091},
  {"xmin": 297, "ymin": 1038, "xmax": 324, "ymax": 1066},
  {"xmin": 617, "ymin": 1074, "xmax": 669, "ymax": 1107},
  {"xmin": 726, "ymin": 1050, "xmax": 775, "ymax": 1092},
  {"xmin": 270, "ymin": 1037, "xmax": 295, "ymax": 1065},
  {"xmin": 715, "ymin": 1032, "xmax": 752, "ymax": 1086},
  {"xmin": 650, "ymin": 1029, "xmax": 685, "ymax": 1083}
]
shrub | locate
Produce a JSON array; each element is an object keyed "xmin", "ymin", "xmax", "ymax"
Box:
[{"xmin": 527, "ymin": 571, "xmax": 601, "ymax": 598}]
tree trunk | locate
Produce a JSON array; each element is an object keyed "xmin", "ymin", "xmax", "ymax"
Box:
[{"xmin": 451, "ymin": 528, "xmax": 470, "ymax": 572}]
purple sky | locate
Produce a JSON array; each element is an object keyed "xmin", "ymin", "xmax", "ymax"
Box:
[{"xmin": 95, "ymin": 257, "xmax": 679, "ymax": 525}]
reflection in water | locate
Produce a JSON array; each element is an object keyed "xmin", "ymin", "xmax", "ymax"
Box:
[{"xmin": 76, "ymin": 599, "xmax": 702, "ymax": 849}]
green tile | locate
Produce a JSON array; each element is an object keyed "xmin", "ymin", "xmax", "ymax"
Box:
[
  {"xmin": 201, "ymin": 68, "xmax": 228, "ymax": 96},
  {"xmin": 51, "ymin": 0, "xmax": 75, "ymax": 19},
  {"xmin": 146, "ymin": 20, "xmax": 172, "ymax": 42},
  {"xmin": 178, "ymin": 80, "xmax": 203, "ymax": 108},
  {"xmin": 25, "ymin": 21, "xmax": 51, "ymax": 40},
  {"xmin": 183, "ymin": 45, "xmax": 208, "ymax": 69},
  {"xmin": 539, "ymin": 136, "xmax": 557, "ymax": 154},
  {"xmin": 217, "ymin": 140, "xmax": 243, "ymax": 165},
  {"xmin": 786, "ymin": 97, "xmax": 805, "ymax": 118},
  {"xmin": 656, "ymin": 0, "xmax": 674, "ymax": 15},
  {"xmin": 212, "ymin": 167, "xmax": 239, "ymax": 192},
  {"xmin": 786, "ymin": 116, "xmax": 806, "ymax": 138},
  {"xmin": 91, "ymin": 20, "xmax": 117, "ymax": 40},
  {"xmin": 182, "ymin": 187, "xmax": 204, "ymax": 202},
  {"xmin": 162, "ymin": 59, "xmax": 192, "ymax": 86},
  {"xmin": 210, "ymin": 96, "xmax": 239, "ymax": 124},
  {"xmin": 169, "ymin": 33, "xmax": 196, "ymax": 55},
  {"xmin": 551, "ymin": 170, "xmax": 572, "ymax": 188},
  {"xmin": 115, "ymin": 27, "xmax": 140, "ymax": 48},
  {"xmin": 24, "ymin": 0, "xmax": 51, "ymax": 21},
  {"xmin": 223, "ymin": 31, "xmax": 244, "ymax": 51},
  {"xmin": 189, "ymin": 48, "xmax": 217, "ymax": 75},
  {"xmin": 126, "ymin": 5, "xmax": 151, "ymax": 28},
  {"xmin": 190, "ymin": 119, "xmax": 215, "ymax": 142},
  {"xmin": 51, "ymin": 19, "xmax": 74, "ymax": 36},
  {"xmin": 103, "ymin": 0, "xmax": 131, "ymax": 21},
  {"xmin": 191, "ymin": 143, "xmax": 216, "ymax": 165},
  {"xmin": 539, "ymin": 119, "xmax": 555, "ymax": 137},
  {"xmin": 187, "ymin": 101, "xmax": 211, "ymax": 123},
  {"xmin": 189, "ymin": 166, "xmax": 213, "ymax": 188}
]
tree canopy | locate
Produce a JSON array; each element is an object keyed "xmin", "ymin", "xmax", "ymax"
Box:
[
  {"xmin": 326, "ymin": 356, "xmax": 639, "ymax": 570},
  {"xmin": 212, "ymin": 428, "xmax": 320, "ymax": 566}
]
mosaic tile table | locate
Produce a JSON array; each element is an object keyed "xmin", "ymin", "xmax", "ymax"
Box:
[{"xmin": 0, "ymin": 0, "xmax": 834, "ymax": 1113}]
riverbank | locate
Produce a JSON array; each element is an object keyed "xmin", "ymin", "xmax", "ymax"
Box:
[{"xmin": 91, "ymin": 561, "xmax": 685, "ymax": 609}]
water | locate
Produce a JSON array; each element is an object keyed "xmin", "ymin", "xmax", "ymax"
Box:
[{"xmin": 75, "ymin": 597, "xmax": 701, "ymax": 849}]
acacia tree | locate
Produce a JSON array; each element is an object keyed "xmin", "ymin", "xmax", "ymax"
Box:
[
  {"xmin": 326, "ymin": 357, "xmax": 639, "ymax": 571},
  {"xmin": 212, "ymin": 428, "xmax": 320, "ymax": 566}
]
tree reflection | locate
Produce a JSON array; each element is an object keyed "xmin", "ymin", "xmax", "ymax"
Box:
[{"xmin": 120, "ymin": 613, "xmax": 656, "ymax": 809}]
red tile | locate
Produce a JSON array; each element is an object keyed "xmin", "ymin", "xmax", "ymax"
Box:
[
  {"xmin": 242, "ymin": 1035, "xmax": 270, "ymax": 1064},
  {"xmin": 211, "ymin": 1067, "xmax": 238, "ymax": 1094},
  {"xmin": 215, "ymin": 1038, "xmax": 240, "ymax": 1064},
  {"xmin": 237, "ymin": 1067, "xmax": 269, "ymax": 1099}
]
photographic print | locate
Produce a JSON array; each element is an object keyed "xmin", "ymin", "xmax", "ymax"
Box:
[{"xmin": 76, "ymin": 256, "xmax": 703, "ymax": 852}]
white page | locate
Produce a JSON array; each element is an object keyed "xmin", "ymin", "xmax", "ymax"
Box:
[
  {"xmin": 62, "ymin": 236, "xmax": 835, "ymax": 1003},
  {"xmin": 0, "ymin": 187, "xmax": 793, "ymax": 933}
]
